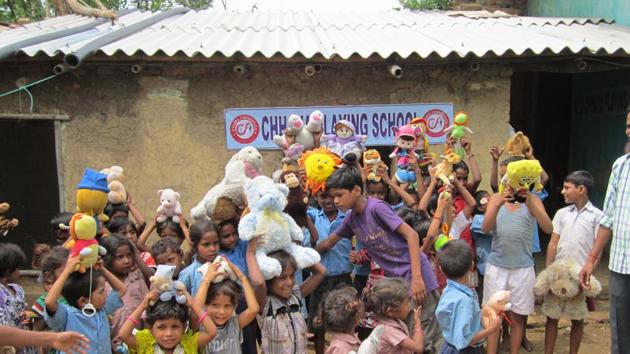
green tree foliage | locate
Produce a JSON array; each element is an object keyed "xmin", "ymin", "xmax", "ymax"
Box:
[
  {"xmin": 399, "ymin": 0, "xmax": 451, "ymax": 10},
  {"xmin": 1, "ymin": 0, "xmax": 47, "ymax": 22}
]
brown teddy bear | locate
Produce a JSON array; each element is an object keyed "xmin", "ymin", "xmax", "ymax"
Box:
[
  {"xmin": 0, "ymin": 202, "xmax": 19, "ymax": 236},
  {"xmin": 279, "ymin": 170, "xmax": 309, "ymax": 229}
]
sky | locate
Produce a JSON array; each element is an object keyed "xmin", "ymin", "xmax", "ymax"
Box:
[{"xmin": 217, "ymin": 0, "xmax": 401, "ymax": 11}]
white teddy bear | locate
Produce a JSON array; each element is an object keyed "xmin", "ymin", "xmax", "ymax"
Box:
[
  {"xmin": 197, "ymin": 255, "xmax": 238, "ymax": 283},
  {"xmin": 534, "ymin": 258, "xmax": 601, "ymax": 320},
  {"xmin": 190, "ymin": 146, "xmax": 263, "ymax": 222},
  {"xmin": 238, "ymin": 175, "xmax": 321, "ymax": 280},
  {"xmin": 100, "ymin": 165, "xmax": 127, "ymax": 204},
  {"xmin": 273, "ymin": 111, "xmax": 324, "ymax": 152},
  {"xmin": 156, "ymin": 188, "xmax": 182, "ymax": 223}
]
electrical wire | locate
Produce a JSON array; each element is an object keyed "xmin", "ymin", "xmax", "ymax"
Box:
[{"xmin": 0, "ymin": 73, "xmax": 64, "ymax": 113}]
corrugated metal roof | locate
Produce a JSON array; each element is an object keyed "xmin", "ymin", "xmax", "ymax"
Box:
[{"xmin": 1, "ymin": 9, "xmax": 629, "ymax": 61}]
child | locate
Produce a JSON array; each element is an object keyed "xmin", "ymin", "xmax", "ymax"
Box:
[
  {"xmin": 137, "ymin": 217, "xmax": 190, "ymax": 256},
  {"xmin": 364, "ymin": 277, "xmax": 424, "ymax": 353},
  {"xmin": 481, "ymin": 173, "xmax": 553, "ymax": 354},
  {"xmin": 435, "ymin": 240, "xmax": 501, "ymax": 353},
  {"xmin": 217, "ymin": 220, "xmax": 248, "ymax": 276},
  {"xmin": 31, "ymin": 243, "xmax": 51, "ymax": 270},
  {"xmin": 179, "ymin": 220, "xmax": 220, "ymax": 296},
  {"xmin": 118, "ymin": 290, "xmax": 217, "ymax": 353},
  {"xmin": 151, "ymin": 236, "xmax": 185, "ymax": 279},
  {"xmin": 470, "ymin": 190, "xmax": 492, "ymax": 300},
  {"xmin": 316, "ymin": 167, "xmax": 440, "ymax": 351},
  {"xmin": 99, "ymin": 234, "xmax": 152, "ymax": 351},
  {"xmin": 108, "ymin": 218, "xmax": 156, "ymax": 268},
  {"xmin": 317, "ymin": 286, "xmax": 363, "ymax": 354},
  {"xmin": 248, "ymin": 238, "xmax": 326, "ymax": 354},
  {"xmin": 50, "ymin": 211, "xmax": 73, "ymax": 244},
  {"xmin": 544, "ymin": 171, "xmax": 602, "ymax": 354},
  {"xmin": 32, "ymin": 246, "xmax": 70, "ymax": 332},
  {"xmin": 193, "ymin": 260, "xmax": 259, "ymax": 353},
  {"xmin": 45, "ymin": 255, "xmax": 127, "ymax": 354}
]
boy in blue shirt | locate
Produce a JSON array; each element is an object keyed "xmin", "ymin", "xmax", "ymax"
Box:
[
  {"xmin": 45, "ymin": 255, "xmax": 126, "ymax": 354},
  {"xmin": 436, "ymin": 240, "xmax": 501, "ymax": 354}
]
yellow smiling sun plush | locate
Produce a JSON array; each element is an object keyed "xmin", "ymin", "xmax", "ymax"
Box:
[{"xmin": 298, "ymin": 147, "xmax": 342, "ymax": 196}]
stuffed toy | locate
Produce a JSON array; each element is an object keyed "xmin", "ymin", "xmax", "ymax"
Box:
[
  {"xmin": 321, "ymin": 120, "xmax": 367, "ymax": 163},
  {"xmin": 363, "ymin": 149, "xmax": 382, "ymax": 182},
  {"xmin": 64, "ymin": 213, "xmax": 106, "ymax": 273},
  {"xmin": 298, "ymin": 147, "xmax": 342, "ymax": 196},
  {"xmin": 281, "ymin": 143, "xmax": 304, "ymax": 172},
  {"xmin": 389, "ymin": 125, "xmax": 420, "ymax": 184},
  {"xmin": 481, "ymin": 290, "xmax": 512, "ymax": 329},
  {"xmin": 190, "ymin": 147, "xmax": 263, "ymax": 222},
  {"xmin": 156, "ymin": 188, "xmax": 182, "ymax": 223},
  {"xmin": 100, "ymin": 165, "xmax": 127, "ymax": 205},
  {"xmin": 444, "ymin": 112, "xmax": 474, "ymax": 158},
  {"xmin": 353, "ymin": 324, "xmax": 385, "ymax": 354},
  {"xmin": 499, "ymin": 159, "xmax": 543, "ymax": 195},
  {"xmin": 506, "ymin": 131, "xmax": 532, "ymax": 157},
  {"xmin": 0, "ymin": 202, "xmax": 19, "ymax": 237},
  {"xmin": 149, "ymin": 265, "xmax": 187, "ymax": 305},
  {"xmin": 238, "ymin": 175, "xmax": 321, "ymax": 279},
  {"xmin": 534, "ymin": 258, "xmax": 601, "ymax": 320},
  {"xmin": 197, "ymin": 255, "xmax": 238, "ymax": 283},
  {"xmin": 408, "ymin": 118, "xmax": 433, "ymax": 166},
  {"xmin": 434, "ymin": 150, "xmax": 462, "ymax": 187},
  {"xmin": 76, "ymin": 168, "xmax": 110, "ymax": 224},
  {"xmin": 280, "ymin": 170, "xmax": 309, "ymax": 228},
  {"xmin": 273, "ymin": 111, "xmax": 324, "ymax": 152}
]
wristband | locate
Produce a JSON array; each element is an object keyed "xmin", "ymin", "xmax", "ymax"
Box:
[
  {"xmin": 126, "ymin": 316, "xmax": 140, "ymax": 326},
  {"xmin": 433, "ymin": 216, "xmax": 442, "ymax": 222},
  {"xmin": 198, "ymin": 311, "xmax": 209, "ymax": 325}
]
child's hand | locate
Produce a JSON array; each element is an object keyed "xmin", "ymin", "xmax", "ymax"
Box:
[
  {"xmin": 247, "ymin": 236, "xmax": 260, "ymax": 254},
  {"xmin": 428, "ymin": 166, "xmax": 437, "ymax": 183},
  {"xmin": 490, "ymin": 145, "xmax": 504, "ymax": 161},
  {"xmin": 461, "ymin": 138, "xmax": 472, "ymax": 154},
  {"xmin": 376, "ymin": 163, "xmax": 390, "ymax": 183},
  {"xmin": 348, "ymin": 250, "xmax": 359, "ymax": 264},
  {"xmin": 489, "ymin": 315, "xmax": 502, "ymax": 333},
  {"xmin": 64, "ymin": 255, "xmax": 81, "ymax": 273},
  {"xmin": 51, "ymin": 331, "xmax": 90, "ymax": 354},
  {"xmin": 183, "ymin": 290, "xmax": 194, "ymax": 308},
  {"xmin": 203, "ymin": 262, "xmax": 222, "ymax": 282},
  {"xmin": 126, "ymin": 192, "xmax": 134, "ymax": 206},
  {"xmin": 413, "ymin": 306, "xmax": 422, "ymax": 324},
  {"xmin": 224, "ymin": 259, "xmax": 245, "ymax": 280},
  {"xmin": 143, "ymin": 290, "xmax": 159, "ymax": 306}
]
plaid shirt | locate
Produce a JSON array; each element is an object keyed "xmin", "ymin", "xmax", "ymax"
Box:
[
  {"xmin": 257, "ymin": 285, "xmax": 307, "ymax": 354},
  {"xmin": 599, "ymin": 153, "xmax": 630, "ymax": 274}
]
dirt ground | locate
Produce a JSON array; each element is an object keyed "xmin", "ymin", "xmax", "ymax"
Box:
[{"xmin": 19, "ymin": 253, "xmax": 612, "ymax": 354}]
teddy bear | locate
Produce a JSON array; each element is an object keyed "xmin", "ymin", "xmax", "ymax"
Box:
[
  {"xmin": 363, "ymin": 149, "xmax": 382, "ymax": 182},
  {"xmin": 156, "ymin": 188, "xmax": 182, "ymax": 223},
  {"xmin": 506, "ymin": 131, "xmax": 532, "ymax": 157},
  {"xmin": 321, "ymin": 120, "xmax": 367, "ymax": 163},
  {"xmin": 433, "ymin": 150, "xmax": 462, "ymax": 187},
  {"xmin": 389, "ymin": 125, "xmax": 420, "ymax": 184},
  {"xmin": 64, "ymin": 213, "xmax": 107, "ymax": 273},
  {"xmin": 0, "ymin": 202, "xmax": 19, "ymax": 237},
  {"xmin": 273, "ymin": 111, "xmax": 324, "ymax": 152},
  {"xmin": 197, "ymin": 255, "xmax": 238, "ymax": 283},
  {"xmin": 190, "ymin": 146, "xmax": 263, "ymax": 222},
  {"xmin": 444, "ymin": 112, "xmax": 474, "ymax": 158},
  {"xmin": 481, "ymin": 290, "xmax": 512, "ymax": 329},
  {"xmin": 149, "ymin": 265, "xmax": 187, "ymax": 305},
  {"xmin": 76, "ymin": 168, "xmax": 110, "ymax": 224},
  {"xmin": 238, "ymin": 175, "xmax": 321, "ymax": 280},
  {"xmin": 100, "ymin": 165, "xmax": 127, "ymax": 205},
  {"xmin": 279, "ymin": 170, "xmax": 309, "ymax": 228},
  {"xmin": 534, "ymin": 258, "xmax": 601, "ymax": 320}
]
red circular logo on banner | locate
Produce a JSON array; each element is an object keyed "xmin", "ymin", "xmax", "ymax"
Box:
[
  {"xmin": 230, "ymin": 115, "xmax": 260, "ymax": 144},
  {"xmin": 423, "ymin": 109, "xmax": 450, "ymax": 138}
]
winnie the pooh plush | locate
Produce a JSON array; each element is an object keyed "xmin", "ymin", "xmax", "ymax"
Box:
[
  {"xmin": 65, "ymin": 213, "xmax": 107, "ymax": 273},
  {"xmin": 534, "ymin": 258, "xmax": 601, "ymax": 320},
  {"xmin": 238, "ymin": 175, "xmax": 321, "ymax": 279},
  {"xmin": 0, "ymin": 202, "xmax": 19, "ymax": 236},
  {"xmin": 100, "ymin": 165, "xmax": 127, "ymax": 204},
  {"xmin": 156, "ymin": 188, "xmax": 182, "ymax": 223},
  {"xmin": 76, "ymin": 168, "xmax": 110, "ymax": 224}
]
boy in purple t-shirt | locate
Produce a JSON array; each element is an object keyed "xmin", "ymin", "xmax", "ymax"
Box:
[{"xmin": 316, "ymin": 167, "xmax": 441, "ymax": 351}]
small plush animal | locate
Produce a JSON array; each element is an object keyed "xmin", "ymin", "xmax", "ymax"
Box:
[
  {"xmin": 273, "ymin": 111, "xmax": 324, "ymax": 151},
  {"xmin": 481, "ymin": 290, "xmax": 512, "ymax": 329},
  {"xmin": 434, "ymin": 150, "xmax": 462, "ymax": 186},
  {"xmin": 281, "ymin": 143, "xmax": 304, "ymax": 172},
  {"xmin": 298, "ymin": 147, "xmax": 342, "ymax": 196},
  {"xmin": 149, "ymin": 265, "xmax": 187, "ymax": 305},
  {"xmin": 65, "ymin": 213, "xmax": 107, "ymax": 273},
  {"xmin": 100, "ymin": 165, "xmax": 127, "ymax": 204},
  {"xmin": 321, "ymin": 120, "xmax": 367, "ymax": 162},
  {"xmin": 197, "ymin": 255, "xmax": 238, "ymax": 283},
  {"xmin": 280, "ymin": 170, "xmax": 309, "ymax": 228},
  {"xmin": 156, "ymin": 188, "xmax": 182, "ymax": 223},
  {"xmin": 363, "ymin": 149, "xmax": 382, "ymax": 182},
  {"xmin": 0, "ymin": 202, "xmax": 19, "ymax": 236},
  {"xmin": 534, "ymin": 258, "xmax": 601, "ymax": 320},
  {"xmin": 389, "ymin": 125, "xmax": 419, "ymax": 184},
  {"xmin": 444, "ymin": 112, "xmax": 473, "ymax": 158},
  {"xmin": 506, "ymin": 131, "xmax": 532, "ymax": 157},
  {"xmin": 238, "ymin": 175, "xmax": 321, "ymax": 280}
]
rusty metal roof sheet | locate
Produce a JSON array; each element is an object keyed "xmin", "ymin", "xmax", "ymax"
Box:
[{"xmin": 1, "ymin": 9, "xmax": 629, "ymax": 61}]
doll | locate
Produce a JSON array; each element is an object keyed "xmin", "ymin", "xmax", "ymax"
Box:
[
  {"xmin": 389, "ymin": 125, "xmax": 419, "ymax": 184},
  {"xmin": 321, "ymin": 120, "xmax": 367, "ymax": 163}
]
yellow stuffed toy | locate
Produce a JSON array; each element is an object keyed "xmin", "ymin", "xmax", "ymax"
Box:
[
  {"xmin": 76, "ymin": 168, "xmax": 110, "ymax": 224},
  {"xmin": 298, "ymin": 147, "xmax": 342, "ymax": 196},
  {"xmin": 65, "ymin": 213, "xmax": 106, "ymax": 273},
  {"xmin": 499, "ymin": 159, "xmax": 543, "ymax": 194}
]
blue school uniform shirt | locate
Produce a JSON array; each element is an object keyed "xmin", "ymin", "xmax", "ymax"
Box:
[
  {"xmin": 470, "ymin": 214, "xmax": 492, "ymax": 276},
  {"xmin": 531, "ymin": 189, "xmax": 548, "ymax": 253},
  {"xmin": 308, "ymin": 207, "xmax": 352, "ymax": 276},
  {"xmin": 219, "ymin": 239, "xmax": 249, "ymax": 277},
  {"xmin": 436, "ymin": 279, "xmax": 483, "ymax": 350},
  {"xmin": 45, "ymin": 290, "xmax": 123, "ymax": 354},
  {"xmin": 179, "ymin": 256, "xmax": 205, "ymax": 296}
]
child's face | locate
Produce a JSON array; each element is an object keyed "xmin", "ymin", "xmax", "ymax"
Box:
[
  {"xmin": 155, "ymin": 249, "xmax": 184, "ymax": 277},
  {"xmin": 207, "ymin": 293, "xmax": 235, "ymax": 326},
  {"xmin": 78, "ymin": 276, "xmax": 107, "ymax": 310},
  {"xmin": 454, "ymin": 168, "xmax": 469, "ymax": 187},
  {"xmin": 110, "ymin": 211, "xmax": 129, "ymax": 220},
  {"xmin": 159, "ymin": 226, "xmax": 181, "ymax": 242},
  {"xmin": 110, "ymin": 244, "xmax": 134, "ymax": 276},
  {"xmin": 150, "ymin": 318, "xmax": 185, "ymax": 351},
  {"xmin": 43, "ymin": 266, "xmax": 64, "ymax": 291},
  {"xmin": 269, "ymin": 263, "xmax": 296, "ymax": 300},
  {"xmin": 330, "ymin": 186, "xmax": 360, "ymax": 212},
  {"xmin": 55, "ymin": 229, "xmax": 69, "ymax": 244},
  {"xmin": 219, "ymin": 224, "xmax": 238, "ymax": 251},
  {"xmin": 197, "ymin": 231, "xmax": 220, "ymax": 263},
  {"xmin": 391, "ymin": 297, "xmax": 411, "ymax": 321},
  {"xmin": 561, "ymin": 182, "xmax": 583, "ymax": 205},
  {"xmin": 316, "ymin": 191, "xmax": 337, "ymax": 214},
  {"xmin": 366, "ymin": 182, "xmax": 387, "ymax": 201},
  {"xmin": 119, "ymin": 224, "xmax": 138, "ymax": 243}
]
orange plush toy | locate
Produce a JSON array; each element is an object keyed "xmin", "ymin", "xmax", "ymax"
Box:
[{"xmin": 65, "ymin": 213, "xmax": 106, "ymax": 273}]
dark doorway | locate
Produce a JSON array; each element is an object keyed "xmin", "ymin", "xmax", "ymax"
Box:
[{"xmin": 0, "ymin": 119, "xmax": 60, "ymax": 264}]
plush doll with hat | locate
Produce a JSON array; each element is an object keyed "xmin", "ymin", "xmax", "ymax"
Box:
[
  {"xmin": 238, "ymin": 175, "xmax": 321, "ymax": 279},
  {"xmin": 321, "ymin": 120, "xmax": 367, "ymax": 163},
  {"xmin": 76, "ymin": 168, "xmax": 110, "ymax": 224},
  {"xmin": 156, "ymin": 188, "xmax": 182, "ymax": 223},
  {"xmin": 273, "ymin": 111, "xmax": 324, "ymax": 152},
  {"xmin": 0, "ymin": 202, "xmax": 19, "ymax": 237},
  {"xmin": 100, "ymin": 165, "xmax": 127, "ymax": 205},
  {"xmin": 389, "ymin": 125, "xmax": 420, "ymax": 184},
  {"xmin": 408, "ymin": 117, "xmax": 433, "ymax": 166},
  {"xmin": 149, "ymin": 265, "xmax": 187, "ymax": 305}
]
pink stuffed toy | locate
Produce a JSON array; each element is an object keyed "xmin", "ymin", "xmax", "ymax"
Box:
[
  {"xmin": 156, "ymin": 188, "xmax": 182, "ymax": 223},
  {"xmin": 389, "ymin": 125, "xmax": 419, "ymax": 183}
]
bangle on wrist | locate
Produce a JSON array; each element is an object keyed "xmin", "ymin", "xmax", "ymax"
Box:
[
  {"xmin": 432, "ymin": 216, "xmax": 441, "ymax": 222},
  {"xmin": 198, "ymin": 310, "xmax": 209, "ymax": 325},
  {"xmin": 126, "ymin": 316, "xmax": 140, "ymax": 326},
  {"xmin": 588, "ymin": 254, "xmax": 599, "ymax": 261}
]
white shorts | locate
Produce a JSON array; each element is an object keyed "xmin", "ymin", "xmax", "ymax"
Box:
[{"xmin": 482, "ymin": 263, "xmax": 535, "ymax": 316}]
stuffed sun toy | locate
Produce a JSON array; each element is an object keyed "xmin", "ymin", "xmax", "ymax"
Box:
[
  {"xmin": 444, "ymin": 112, "xmax": 474, "ymax": 158},
  {"xmin": 64, "ymin": 213, "xmax": 106, "ymax": 273},
  {"xmin": 156, "ymin": 188, "xmax": 182, "ymax": 223},
  {"xmin": 190, "ymin": 146, "xmax": 263, "ymax": 222},
  {"xmin": 321, "ymin": 120, "xmax": 367, "ymax": 163},
  {"xmin": 76, "ymin": 168, "xmax": 110, "ymax": 224},
  {"xmin": 389, "ymin": 125, "xmax": 420, "ymax": 184},
  {"xmin": 434, "ymin": 150, "xmax": 462, "ymax": 187},
  {"xmin": 363, "ymin": 149, "xmax": 382, "ymax": 182},
  {"xmin": 0, "ymin": 202, "xmax": 19, "ymax": 236},
  {"xmin": 299, "ymin": 147, "xmax": 342, "ymax": 196},
  {"xmin": 238, "ymin": 175, "xmax": 321, "ymax": 280},
  {"xmin": 273, "ymin": 111, "xmax": 324, "ymax": 152},
  {"xmin": 534, "ymin": 258, "xmax": 601, "ymax": 320},
  {"xmin": 149, "ymin": 265, "xmax": 187, "ymax": 305},
  {"xmin": 499, "ymin": 159, "xmax": 543, "ymax": 195},
  {"xmin": 506, "ymin": 131, "xmax": 532, "ymax": 157},
  {"xmin": 100, "ymin": 165, "xmax": 127, "ymax": 204},
  {"xmin": 197, "ymin": 255, "xmax": 238, "ymax": 283},
  {"xmin": 481, "ymin": 290, "xmax": 512, "ymax": 329}
]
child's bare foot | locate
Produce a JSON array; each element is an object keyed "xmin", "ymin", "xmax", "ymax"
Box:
[{"xmin": 521, "ymin": 336, "xmax": 533, "ymax": 352}]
